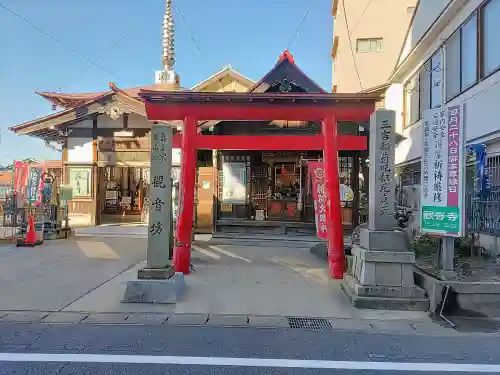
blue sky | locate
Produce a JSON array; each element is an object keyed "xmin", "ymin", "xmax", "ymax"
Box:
[{"xmin": 0, "ymin": 0, "xmax": 333, "ymax": 166}]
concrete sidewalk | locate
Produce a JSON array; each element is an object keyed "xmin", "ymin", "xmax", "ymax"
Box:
[
  {"xmin": 0, "ymin": 235, "xmax": 439, "ymax": 333},
  {"xmin": 0, "ymin": 237, "xmax": 146, "ymax": 311},
  {"xmin": 59, "ymin": 242, "xmax": 430, "ymax": 323}
]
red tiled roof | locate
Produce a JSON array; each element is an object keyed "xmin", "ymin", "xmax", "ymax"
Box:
[
  {"xmin": 9, "ymin": 91, "xmax": 113, "ymax": 132},
  {"xmin": 37, "ymin": 84, "xmax": 173, "ymax": 109}
]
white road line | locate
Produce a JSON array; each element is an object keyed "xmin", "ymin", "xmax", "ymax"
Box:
[
  {"xmin": 208, "ymin": 245, "xmax": 252, "ymax": 263},
  {"xmin": 191, "ymin": 244, "xmax": 220, "ymax": 259},
  {"xmin": 0, "ymin": 353, "xmax": 498, "ymax": 372}
]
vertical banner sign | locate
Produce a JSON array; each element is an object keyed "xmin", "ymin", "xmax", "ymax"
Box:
[
  {"xmin": 148, "ymin": 124, "xmax": 173, "ymax": 268},
  {"xmin": 420, "ymin": 105, "xmax": 464, "ymax": 236},
  {"xmin": 27, "ymin": 167, "xmax": 42, "ymax": 205},
  {"xmin": 308, "ymin": 161, "xmax": 328, "ymax": 240},
  {"xmin": 13, "ymin": 161, "xmax": 29, "ymax": 199},
  {"xmin": 37, "ymin": 166, "xmax": 47, "ymax": 205},
  {"xmin": 27, "ymin": 166, "xmax": 46, "ymax": 205},
  {"xmin": 468, "ymin": 144, "xmax": 490, "ymax": 199}
]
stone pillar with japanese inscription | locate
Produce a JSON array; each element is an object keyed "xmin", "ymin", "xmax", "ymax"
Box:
[
  {"xmin": 123, "ymin": 124, "xmax": 185, "ymax": 305},
  {"xmin": 368, "ymin": 111, "xmax": 396, "ymax": 231},
  {"xmin": 145, "ymin": 124, "xmax": 174, "ymax": 271},
  {"xmin": 341, "ymin": 109, "xmax": 428, "ymax": 311}
]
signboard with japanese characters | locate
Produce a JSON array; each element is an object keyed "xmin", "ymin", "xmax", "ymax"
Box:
[
  {"xmin": 421, "ymin": 105, "xmax": 464, "ymax": 236},
  {"xmin": 368, "ymin": 110, "xmax": 396, "ymax": 231},
  {"xmin": 308, "ymin": 161, "xmax": 328, "ymax": 240},
  {"xmin": 27, "ymin": 167, "xmax": 42, "ymax": 205},
  {"xmin": 147, "ymin": 124, "xmax": 173, "ymax": 268}
]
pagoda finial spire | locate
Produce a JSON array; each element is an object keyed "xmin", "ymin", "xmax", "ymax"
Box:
[
  {"xmin": 155, "ymin": 0, "xmax": 178, "ymax": 85},
  {"xmin": 162, "ymin": 0, "xmax": 175, "ymax": 71}
]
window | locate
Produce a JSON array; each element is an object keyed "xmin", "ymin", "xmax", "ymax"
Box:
[
  {"xmin": 445, "ymin": 30, "xmax": 461, "ymax": 100},
  {"xmin": 419, "ymin": 50, "xmax": 443, "ymax": 112},
  {"xmin": 482, "ymin": 0, "xmax": 500, "ymax": 76},
  {"xmin": 404, "ymin": 49, "xmax": 443, "ymax": 128},
  {"xmin": 404, "ymin": 73, "xmax": 420, "ymax": 127},
  {"xmin": 445, "ymin": 13, "xmax": 478, "ymax": 101},
  {"xmin": 461, "ymin": 15, "xmax": 477, "ymax": 88},
  {"xmin": 0, "ymin": 186, "xmax": 10, "ymax": 198},
  {"xmin": 356, "ymin": 38, "xmax": 383, "ymax": 53},
  {"xmin": 430, "ymin": 51, "xmax": 443, "ymax": 108},
  {"xmin": 419, "ymin": 60, "xmax": 431, "ymax": 113}
]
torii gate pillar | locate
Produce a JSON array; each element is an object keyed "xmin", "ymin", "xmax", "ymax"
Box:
[
  {"xmin": 174, "ymin": 116, "xmax": 197, "ymax": 274},
  {"xmin": 322, "ymin": 116, "xmax": 345, "ymax": 279}
]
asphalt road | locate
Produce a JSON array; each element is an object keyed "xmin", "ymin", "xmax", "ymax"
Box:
[{"xmin": 0, "ymin": 324, "xmax": 499, "ymax": 374}]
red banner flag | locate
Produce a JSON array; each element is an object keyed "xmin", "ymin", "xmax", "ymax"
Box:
[
  {"xmin": 308, "ymin": 161, "xmax": 328, "ymax": 240},
  {"xmin": 13, "ymin": 161, "xmax": 29, "ymax": 199}
]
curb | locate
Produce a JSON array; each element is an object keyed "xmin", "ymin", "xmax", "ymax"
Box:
[{"xmin": 0, "ymin": 310, "xmax": 488, "ymax": 336}]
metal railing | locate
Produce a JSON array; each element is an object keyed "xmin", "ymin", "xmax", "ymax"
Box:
[
  {"xmin": 465, "ymin": 187, "xmax": 500, "ymax": 236},
  {"xmin": 464, "ymin": 155, "xmax": 500, "ymax": 236}
]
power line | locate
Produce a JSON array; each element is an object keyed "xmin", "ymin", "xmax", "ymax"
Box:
[
  {"xmin": 174, "ymin": 2, "xmax": 224, "ymax": 91},
  {"xmin": 57, "ymin": 28, "xmax": 133, "ymax": 92},
  {"xmin": 350, "ymin": 0, "xmax": 375, "ymax": 34},
  {"xmin": 341, "ymin": 0, "xmax": 364, "ymax": 91},
  {"xmin": 286, "ymin": 0, "xmax": 318, "ymax": 50},
  {"xmin": 0, "ymin": 2, "xmax": 125, "ymax": 84}
]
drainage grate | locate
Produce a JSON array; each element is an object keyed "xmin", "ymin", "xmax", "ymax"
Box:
[{"xmin": 287, "ymin": 317, "xmax": 332, "ymax": 330}]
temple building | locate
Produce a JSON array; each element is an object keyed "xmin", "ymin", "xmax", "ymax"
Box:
[{"xmin": 9, "ymin": 1, "xmax": 378, "ymax": 236}]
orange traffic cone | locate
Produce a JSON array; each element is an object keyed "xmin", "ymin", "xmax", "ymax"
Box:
[{"xmin": 25, "ymin": 215, "xmax": 37, "ymax": 245}]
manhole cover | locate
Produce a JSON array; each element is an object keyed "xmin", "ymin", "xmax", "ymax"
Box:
[{"xmin": 287, "ymin": 317, "xmax": 332, "ymax": 330}]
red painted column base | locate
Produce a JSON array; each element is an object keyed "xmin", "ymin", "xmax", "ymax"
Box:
[
  {"xmin": 329, "ymin": 261, "xmax": 345, "ymax": 280},
  {"xmin": 174, "ymin": 243, "xmax": 191, "ymax": 274}
]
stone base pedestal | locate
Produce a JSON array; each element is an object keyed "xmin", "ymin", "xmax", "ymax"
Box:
[
  {"xmin": 138, "ymin": 267, "xmax": 175, "ymax": 280},
  {"xmin": 122, "ymin": 266, "xmax": 185, "ymax": 304},
  {"xmin": 342, "ymin": 229, "xmax": 429, "ymax": 311}
]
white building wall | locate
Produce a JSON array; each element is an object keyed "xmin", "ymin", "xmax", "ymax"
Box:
[
  {"xmin": 397, "ymin": 0, "xmax": 453, "ymax": 66},
  {"xmin": 384, "ymin": 84, "xmax": 404, "ymax": 132},
  {"xmin": 67, "ymin": 138, "xmax": 93, "ymax": 163},
  {"xmin": 387, "ymin": 0, "xmax": 500, "ymax": 165},
  {"xmin": 67, "ymin": 115, "xmax": 182, "ymax": 166}
]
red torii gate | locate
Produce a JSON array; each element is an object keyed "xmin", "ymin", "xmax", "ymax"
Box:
[{"xmin": 140, "ymin": 90, "xmax": 378, "ymax": 279}]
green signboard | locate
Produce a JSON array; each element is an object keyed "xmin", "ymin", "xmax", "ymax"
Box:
[{"xmin": 421, "ymin": 206, "xmax": 460, "ymax": 233}]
